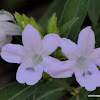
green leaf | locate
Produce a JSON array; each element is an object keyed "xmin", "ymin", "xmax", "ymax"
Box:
[
  {"xmin": 27, "ymin": 80, "xmax": 66, "ymax": 100},
  {"xmin": 51, "ymin": 47, "xmax": 67, "ymax": 61},
  {"xmin": 0, "ymin": 79, "xmax": 67, "ymax": 100},
  {"xmin": 0, "ymin": 81, "xmax": 42, "ymax": 100},
  {"xmin": 93, "ymin": 24, "xmax": 100, "ymax": 47},
  {"xmin": 14, "ymin": 12, "xmax": 43, "ymax": 38},
  {"xmin": 30, "ymin": 17, "xmax": 43, "ymax": 37},
  {"xmin": 88, "ymin": 0, "xmax": 100, "ymax": 27},
  {"xmin": 39, "ymin": 0, "xmax": 66, "ymax": 31},
  {"xmin": 47, "ymin": 13, "xmax": 57, "ymax": 34},
  {"xmin": 42, "ymin": 71, "xmax": 51, "ymax": 80},
  {"xmin": 14, "ymin": 12, "xmax": 24, "ymax": 29},
  {"xmin": 58, "ymin": 0, "xmax": 88, "ymax": 41},
  {"xmin": 59, "ymin": 17, "xmax": 79, "ymax": 35}
]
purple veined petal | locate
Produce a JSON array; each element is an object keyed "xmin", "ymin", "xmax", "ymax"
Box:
[
  {"xmin": 43, "ymin": 56, "xmax": 60, "ymax": 67},
  {"xmin": 75, "ymin": 63, "xmax": 100, "ymax": 91},
  {"xmin": 77, "ymin": 26, "xmax": 95, "ymax": 56},
  {"xmin": 74, "ymin": 68, "xmax": 86, "ymax": 87},
  {"xmin": 84, "ymin": 63, "xmax": 100, "ymax": 91},
  {"xmin": 41, "ymin": 33, "xmax": 61, "ymax": 56},
  {"xmin": 16, "ymin": 63, "xmax": 43, "ymax": 85},
  {"xmin": 60, "ymin": 38, "xmax": 78, "ymax": 60},
  {"xmin": 1, "ymin": 44, "xmax": 26, "ymax": 64},
  {"xmin": 22, "ymin": 24, "xmax": 42, "ymax": 54},
  {"xmin": 89, "ymin": 48, "xmax": 100, "ymax": 66},
  {"xmin": 45, "ymin": 59, "xmax": 74, "ymax": 78}
]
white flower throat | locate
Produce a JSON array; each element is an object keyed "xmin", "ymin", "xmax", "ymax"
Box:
[
  {"xmin": 76, "ymin": 56, "xmax": 86, "ymax": 69},
  {"xmin": 76, "ymin": 56, "xmax": 92, "ymax": 76},
  {"xmin": 26, "ymin": 54, "xmax": 43, "ymax": 72}
]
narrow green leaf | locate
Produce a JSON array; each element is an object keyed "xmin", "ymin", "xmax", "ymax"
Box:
[
  {"xmin": 47, "ymin": 13, "xmax": 57, "ymax": 34},
  {"xmin": 14, "ymin": 12, "xmax": 24, "ymax": 29},
  {"xmin": 59, "ymin": 17, "xmax": 79, "ymax": 34},
  {"xmin": 30, "ymin": 17, "xmax": 43, "ymax": 37},
  {"xmin": 14, "ymin": 12, "xmax": 43, "ymax": 38},
  {"xmin": 0, "ymin": 79, "xmax": 67, "ymax": 100},
  {"xmin": 39, "ymin": 0, "xmax": 66, "ymax": 31},
  {"xmin": 22, "ymin": 14, "xmax": 30, "ymax": 25},
  {"xmin": 58, "ymin": 0, "xmax": 88, "ymax": 41},
  {"xmin": 0, "ymin": 81, "xmax": 36, "ymax": 100},
  {"xmin": 93, "ymin": 24, "xmax": 100, "ymax": 47},
  {"xmin": 27, "ymin": 80, "xmax": 66, "ymax": 100},
  {"xmin": 88, "ymin": 0, "xmax": 100, "ymax": 27}
]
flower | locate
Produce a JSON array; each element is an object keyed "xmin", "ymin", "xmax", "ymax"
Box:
[
  {"xmin": 0, "ymin": 10, "xmax": 14, "ymax": 21},
  {"xmin": 47, "ymin": 26, "xmax": 100, "ymax": 91},
  {"xmin": 1, "ymin": 24, "xmax": 61, "ymax": 85},
  {"xmin": 0, "ymin": 10, "xmax": 22, "ymax": 51}
]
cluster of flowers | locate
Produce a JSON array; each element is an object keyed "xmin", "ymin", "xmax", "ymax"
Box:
[{"xmin": 1, "ymin": 11, "xmax": 100, "ymax": 91}]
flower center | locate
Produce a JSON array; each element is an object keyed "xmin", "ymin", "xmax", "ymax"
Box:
[
  {"xmin": 76, "ymin": 56, "xmax": 86, "ymax": 70},
  {"xmin": 76, "ymin": 56, "xmax": 92, "ymax": 77},
  {"xmin": 32, "ymin": 54, "xmax": 43, "ymax": 66},
  {"xmin": 26, "ymin": 54, "xmax": 43, "ymax": 72}
]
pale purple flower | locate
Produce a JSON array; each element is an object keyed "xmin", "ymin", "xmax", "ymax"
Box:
[
  {"xmin": 1, "ymin": 24, "xmax": 61, "ymax": 85},
  {"xmin": 46, "ymin": 26, "xmax": 100, "ymax": 91},
  {"xmin": 0, "ymin": 10, "xmax": 22, "ymax": 51}
]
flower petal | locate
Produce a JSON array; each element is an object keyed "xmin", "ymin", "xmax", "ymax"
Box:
[
  {"xmin": 0, "ymin": 10, "xmax": 14, "ymax": 21},
  {"xmin": 1, "ymin": 44, "xmax": 26, "ymax": 63},
  {"xmin": 45, "ymin": 59, "xmax": 74, "ymax": 78},
  {"xmin": 16, "ymin": 63, "xmax": 43, "ymax": 85},
  {"xmin": 0, "ymin": 35, "xmax": 12, "ymax": 52},
  {"xmin": 75, "ymin": 63, "xmax": 100, "ymax": 91},
  {"xmin": 77, "ymin": 26, "xmax": 95, "ymax": 55},
  {"xmin": 22, "ymin": 24, "xmax": 42, "ymax": 54},
  {"xmin": 60, "ymin": 38, "xmax": 78, "ymax": 60},
  {"xmin": 0, "ymin": 22, "xmax": 22, "ymax": 35},
  {"xmin": 41, "ymin": 34, "xmax": 60, "ymax": 56},
  {"xmin": 74, "ymin": 69, "xmax": 86, "ymax": 87},
  {"xmin": 89, "ymin": 48, "xmax": 100, "ymax": 66}
]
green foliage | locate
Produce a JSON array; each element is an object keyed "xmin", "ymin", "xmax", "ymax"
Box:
[
  {"xmin": 14, "ymin": 12, "xmax": 43, "ymax": 37},
  {"xmin": 39, "ymin": 0, "xmax": 67, "ymax": 31},
  {"xmin": 31, "ymin": 80, "xmax": 66, "ymax": 100},
  {"xmin": 47, "ymin": 13, "xmax": 57, "ymax": 34},
  {"xmin": 59, "ymin": 17, "xmax": 79, "ymax": 35},
  {"xmin": 42, "ymin": 72, "xmax": 51, "ymax": 80},
  {"xmin": 88, "ymin": 0, "xmax": 100, "ymax": 48},
  {"xmin": 93, "ymin": 24, "xmax": 100, "ymax": 47},
  {"xmin": 0, "ymin": 81, "xmax": 36, "ymax": 100},
  {"xmin": 52, "ymin": 47, "xmax": 67, "ymax": 61},
  {"xmin": 88, "ymin": 0, "xmax": 100, "ymax": 27},
  {"xmin": 0, "ymin": 80, "xmax": 66, "ymax": 100},
  {"xmin": 58, "ymin": 0, "xmax": 88, "ymax": 41}
]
